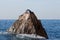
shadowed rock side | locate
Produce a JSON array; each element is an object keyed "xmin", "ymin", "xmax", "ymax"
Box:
[{"xmin": 7, "ymin": 9, "xmax": 48, "ymax": 39}]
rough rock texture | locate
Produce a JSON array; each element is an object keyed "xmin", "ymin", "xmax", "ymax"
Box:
[{"xmin": 7, "ymin": 9, "xmax": 48, "ymax": 39}]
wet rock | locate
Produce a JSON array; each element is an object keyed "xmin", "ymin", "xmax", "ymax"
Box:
[{"xmin": 7, "ymin": 9, "xmax": 48, "ymax": 39}]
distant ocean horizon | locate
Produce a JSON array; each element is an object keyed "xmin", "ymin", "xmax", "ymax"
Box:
[{"xmin": 0, "ymin": 19, "xmax": 60, "ymax": 40}]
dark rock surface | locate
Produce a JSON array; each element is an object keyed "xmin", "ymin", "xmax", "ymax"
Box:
[{"xmin": 7, "ymin": 9, "xmax": 48, "ymax": 39}]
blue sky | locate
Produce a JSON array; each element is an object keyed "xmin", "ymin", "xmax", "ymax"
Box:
[{"xmin": 0, "ymin": 0, "xmax": 60, "ymax": 19}]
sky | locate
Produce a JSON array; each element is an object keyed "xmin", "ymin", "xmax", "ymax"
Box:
[{"xmin": 0, "ymin": 0, "xmax": 60, "ymax": 19}]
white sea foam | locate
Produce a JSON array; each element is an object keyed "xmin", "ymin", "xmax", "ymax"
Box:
[
  {"xmin": 0, "ymin": 32, "xmax": 46, "ymax": 39},
  {"xmin": 16, "ymin": 34, "xmax": 46, "ymax": 39},
  {"xmin": 0, "ymin": 32, "xmax": 8, "ymax": 34},
  {"xmin": 0, "ymin": 32, "xmax": 12, "ymax": 34}
]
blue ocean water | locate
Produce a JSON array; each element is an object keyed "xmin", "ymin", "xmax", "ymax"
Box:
[{"xmin": 0, "ymin": 19, "xmax": 60, "ymax": 40}]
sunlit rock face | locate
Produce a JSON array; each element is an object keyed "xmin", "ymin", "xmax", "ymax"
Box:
[{"xmin": 7, "ymin": 9, "xmax": 48, "ymax": 39}]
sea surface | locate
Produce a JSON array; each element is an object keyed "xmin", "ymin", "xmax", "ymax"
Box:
[{"xmin": 0, "ymin": 19, "xmax": 60, "ymax": 40}]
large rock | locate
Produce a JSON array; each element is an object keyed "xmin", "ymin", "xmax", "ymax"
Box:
[{"xmin": 7, "ymin": 9, "xmax": 48, "ymax": 39}]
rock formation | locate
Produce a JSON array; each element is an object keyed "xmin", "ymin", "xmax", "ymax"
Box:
[{"xmin": 7, "ymin": 9, "xmax": 48, "ymax": 39}]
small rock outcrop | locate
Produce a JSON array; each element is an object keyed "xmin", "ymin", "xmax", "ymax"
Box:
[{"xmin": 7, "ymin": 9, "xmax": 48, "ymax": 39}]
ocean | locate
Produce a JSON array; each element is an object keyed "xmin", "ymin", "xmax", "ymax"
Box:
[{"xmin": 0, "ymin": 19, "xmax": 60, "ymax": 40}]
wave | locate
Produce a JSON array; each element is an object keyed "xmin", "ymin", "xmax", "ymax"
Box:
[
  {"xmin": 0, "ymin": 32, "xmax": 46, "ymax": 39},
  {"xmin": 16, "ymin": 34, "xmax": 45, "ymax": 39}
]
